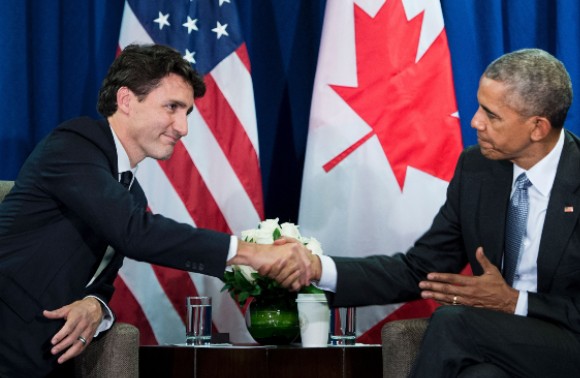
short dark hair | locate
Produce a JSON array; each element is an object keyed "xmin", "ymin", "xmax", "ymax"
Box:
[
  {"xmin": 97, "ymin": 44, "xmax": 206, "ymax": 117},
  {"xmin": 483, "ymin": 48, "xmax": 572, "ymax": 129}
]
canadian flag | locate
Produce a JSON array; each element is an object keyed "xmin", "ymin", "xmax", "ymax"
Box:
[{"xmin": 299, "ymin": 0, "xmax": 463, "ymax": 343}]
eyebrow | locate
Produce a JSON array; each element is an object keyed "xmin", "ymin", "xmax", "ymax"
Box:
[{"xmin": 480, "ymin": 104, "xmax": 500, "ymax": 119}]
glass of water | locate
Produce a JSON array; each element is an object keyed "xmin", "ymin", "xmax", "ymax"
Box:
[{"xmin": 186, "ymin": 296, "xmax": 212, "ymax": 345}]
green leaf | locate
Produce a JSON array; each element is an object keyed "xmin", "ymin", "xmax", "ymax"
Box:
[
  {"xmin": 300, "ymin": 285, "xmax": 324, "ymax": 294},
  {"xmin": 273, "ymin": 227, "xmax": 282, "ymax": 240}
]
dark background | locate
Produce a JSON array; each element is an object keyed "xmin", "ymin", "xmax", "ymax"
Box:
[{"xmin": 2, "ymin": 0, "xmax": 579, "ymax": 222}]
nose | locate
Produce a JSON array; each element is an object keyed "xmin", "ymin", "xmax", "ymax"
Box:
[
  {"xmin": 471, "ymin": 107, "xmax": 485, "ymax": 131},
  {"xmin": 174, "ymin": 113, "xmax": 189, "ymax": 137}
]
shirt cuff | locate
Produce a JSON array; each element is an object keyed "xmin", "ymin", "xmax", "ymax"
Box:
[
  {"xmin": 86, "ymin": 295, "xmax": 115, "ymax": 336},
  {"xmin": 226, "ymin": 235, "xmax": 238, "ymax": 262},
  {"xmin": 315, "ymin": 255, "xmax": 338, "ymax": 293},
  {"xmin": 514, "ymin": 290, "xmax": 528, "ymax": 316}
]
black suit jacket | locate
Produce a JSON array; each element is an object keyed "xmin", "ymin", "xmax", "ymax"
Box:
[
  {"xmin": 330, "ymin": 130, "xmax": 580, "ymax": 336},
  {"xmin": 0, "ymin": 117, "xmax": 230, "ymax": 375}
]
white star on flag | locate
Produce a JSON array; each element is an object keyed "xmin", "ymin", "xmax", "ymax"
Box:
[
  {"xmin": 219, "ymin": 0, "xmax": 231, "ymax": 6},
  {"xmin": 153, "ymin": 12, "xmax": 170, "ymax": 30},
  {"xmin": 212, "ymin": 21, "xmax": 229, "ymax": 39},
  {"xmin": 183, "ymin": 49, "xmax": 196, "ymax": 64},
  {"xmin": 182, "ymin": 16, "xmax": 198, "ymax": 34}
]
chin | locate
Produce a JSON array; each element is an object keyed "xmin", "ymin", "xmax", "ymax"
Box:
[
  {"xmin": 152, "ymin": 148, "xmax": 175, "ymax": 161},
  {"xmin": 479, "ymin": 147, "xmax": 501, "ymax": 160}
]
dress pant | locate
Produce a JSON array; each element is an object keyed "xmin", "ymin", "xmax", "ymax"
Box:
[
  {"xmin": 411, "ymin": 305, "xmax": 580, "ymax": 378},
  {"xmin": 0, "ymin": 297, "xmax": 63, "ymax": 378}
]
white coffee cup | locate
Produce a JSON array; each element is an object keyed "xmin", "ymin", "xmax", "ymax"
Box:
[{"xmin": 296, "ymin": 293, "xmax": 330, "ymax": 347}]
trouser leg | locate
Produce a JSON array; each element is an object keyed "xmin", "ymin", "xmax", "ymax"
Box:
[{"xmin": 411, "ymin": 305, "xmax": 580, "ymax": 378}]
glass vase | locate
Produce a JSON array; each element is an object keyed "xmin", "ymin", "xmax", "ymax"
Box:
[{"xmin": 245, "ymin": 295, "xmax": 300, "ymax": 345}]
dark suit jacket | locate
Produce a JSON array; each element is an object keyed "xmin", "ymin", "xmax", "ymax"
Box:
[
  {"xmin": 0, "ymin": 117, "xmax": 230, "ymax": 376},
  {"xmin": 330, "ymin": 130, "xmax": 580, "ymax": 336}
]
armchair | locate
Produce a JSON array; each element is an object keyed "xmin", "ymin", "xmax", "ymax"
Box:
[
  {"xmin": 74, "ymin": 322, "xmax": 140, "ymax": 378},
  {"xmin": 381, "ymin": 318, "xmax": 429, "ymax": 378}
]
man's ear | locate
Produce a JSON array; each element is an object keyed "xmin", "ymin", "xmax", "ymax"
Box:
[
  {"xmin": 530, "ymin": 116, "xmax": 551, "ymax": 142},
  {"xmin": 116, "ymin": 87, "xmax": 132, "ymax": 114}
]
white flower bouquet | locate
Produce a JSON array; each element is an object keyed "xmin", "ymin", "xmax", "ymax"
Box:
[{"xmin": 221, "ymin": 218, "xmax": 324, "ymax": 307}]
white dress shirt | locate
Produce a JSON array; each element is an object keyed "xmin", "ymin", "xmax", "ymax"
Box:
[{"xmin": 317, "ymin": 130, "xmax": 565, "ymax": 317}]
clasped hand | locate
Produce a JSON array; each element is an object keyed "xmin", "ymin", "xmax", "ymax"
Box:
[
  {"xmin": 232, "ymin": 237, "xmax": 319, "ymax": 291},
  {"xmin": 419, "ymin": 247, "xmax": 519, "ymax": 314}
]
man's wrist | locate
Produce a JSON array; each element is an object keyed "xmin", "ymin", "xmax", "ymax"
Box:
[
  {"xmin": 84, "ymin": 296, "xmax": 104, "ymax": 322},
  {"xmin": 229, "ymin": 240, "xmax": 260, "ymax": 267},
  {"xmin": 85, "ymin": 295, "xmax": 115, "ymax": 336},
  {"xmin": 310, "ymin": 254, "xmax": 322, "ymax": 283}
]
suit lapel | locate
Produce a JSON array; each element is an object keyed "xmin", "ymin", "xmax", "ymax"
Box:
[
  {"xmin": 478, "ymin": 160, "xmax": 513, "ymax": 270},
  {"xmin": 537, "ymin": 132, "xmax": 580, "ymax": 292}
]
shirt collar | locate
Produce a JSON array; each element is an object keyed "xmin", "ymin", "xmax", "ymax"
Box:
[
  {"xmin": 513, "ymin": 129, "xmax": 564, "ymax": 197},
  {"xmin": 110, "ymin": 125, "xmax": 138, "ymax": 179}
]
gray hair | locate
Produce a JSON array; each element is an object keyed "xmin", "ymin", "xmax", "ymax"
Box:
[{"xmin": 483, "ymin": 48, "xmax": 572, "ymax": 129}]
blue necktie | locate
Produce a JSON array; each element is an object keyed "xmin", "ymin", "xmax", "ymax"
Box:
[{"xmin": 503, "ymin": 173, "xmax": 532, "ymax": 286}]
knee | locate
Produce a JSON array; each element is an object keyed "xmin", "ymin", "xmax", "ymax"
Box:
[
  {"xmin": 431, "ymin": 304, "xmax": 471, "ymax": 321},
  {"xmin": 426, "ymin": 305, "xmax": 473, "ymax": 335}
]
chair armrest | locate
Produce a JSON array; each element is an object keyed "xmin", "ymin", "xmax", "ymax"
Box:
[
  {"xmin": 74, "ymin": 322, "xmax": 140, "ymax": 378},
  {"xmin": 381, "ymin": 318, "xmax": 429, "ymax": 378}
]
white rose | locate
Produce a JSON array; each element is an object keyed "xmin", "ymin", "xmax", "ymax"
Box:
[
  {"xmin": 241, "ymin": 228, "xmax": 258, "ymax": 242},
  {"xmin": 259, "ymin": 218, "xmax": 280, "ymax": 234},
  {"xmin": 254, "ymin": 227, "xmax": 275, "ymax": 244},
  {"xmin": 304, "ymin": 237, "xmax": 323, "ymax": 255},
  {"xmin": 237, "ymin": 265, "xmax": 257, "ymax": 284},
  {"xmin": 280, "ymin": 222, "xmax": 301, "ymax": 239},
  {"xmin": 254, "ymin": 218, "xmax": 281, "ymax": 243}
]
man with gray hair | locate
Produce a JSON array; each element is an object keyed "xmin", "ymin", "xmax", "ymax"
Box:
[{"xmin": 294, "ymin": 49, "xmax": 580, "ymax": 376}]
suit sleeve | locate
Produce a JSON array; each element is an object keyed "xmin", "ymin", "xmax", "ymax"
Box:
[{"xmin": 36, "ymin": 125, "xmax": 230, "ymax": 279}]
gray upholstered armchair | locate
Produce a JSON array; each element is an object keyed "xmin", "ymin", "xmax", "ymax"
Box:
[
  {"xmin": 74, "ymin": 322, "xmax": 140, "ymax": 378},
  {"xmin": 0, "ymin": 181, "xmax": 140, "ymax": 377},
  {"xmin": 381, "ymin": 318, "xmax": 429, "ymax": 378}
]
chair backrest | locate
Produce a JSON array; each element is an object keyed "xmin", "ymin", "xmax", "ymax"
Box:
[{"xmin": 0, "ymin": 181, "xmax": 14, "ymax": 202}]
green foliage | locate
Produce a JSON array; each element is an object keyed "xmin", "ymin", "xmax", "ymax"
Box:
[
  {"xmin": 221, "ymin": 266, "xmax": 298, "ymax": 307},
  {"xmin": 272, "ymin": 227, "xmax": 282, "ymax": 241},
  {"xmin": 299, "ymin": 285, "xmax": 324, "ymax": 294}
]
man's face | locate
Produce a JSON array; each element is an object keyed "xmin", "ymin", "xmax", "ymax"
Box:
[
  {"xmin": 471, "ymin": 77, "xmax": 537, "ymax": 164},
  {"xmin": 125, "ymin": 73, "xmax": 194, "ymax": 162}
]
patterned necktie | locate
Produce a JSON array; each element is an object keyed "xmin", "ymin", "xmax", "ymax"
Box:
[
  {"xmin": 503, "ymin": 173, "xmax": 532, "ymax": 286},
  {"xmin": 120, "ymin": 171, "xmax": 133, "ymax": 189}
]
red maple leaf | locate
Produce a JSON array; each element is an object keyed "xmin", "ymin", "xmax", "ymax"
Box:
[{"xmin": 326, "ymin": 0, "xmax": 463, "ymax": 189}]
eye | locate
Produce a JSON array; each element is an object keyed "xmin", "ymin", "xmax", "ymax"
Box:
[
  {"xmin": 484, "ymin": 110, "xmax": 498, "ymax": 120},
  {"xmin": 166, "ymin": 103, "xmax": 178, "ymax": 112}
]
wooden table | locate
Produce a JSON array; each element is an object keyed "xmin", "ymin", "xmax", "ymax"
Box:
[{"xmin": 139, "ymin": 344, "xmax": 382, "ymax": 378}]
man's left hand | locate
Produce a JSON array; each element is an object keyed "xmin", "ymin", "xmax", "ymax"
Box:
[
  {"xmin": 418, "ymin": 246, "xmax": 519, "ymax": 313},
  {"xmin": 43, "ymin": 297, "xmax": 104, "ymax": 364}
]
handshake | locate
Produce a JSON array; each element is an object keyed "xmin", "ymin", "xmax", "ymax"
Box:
[
  {"xmin": 227, "ymin": 219, "xmax": 324, "ymax": 292},
  {"xmin": 231, "ymin": 237, "xmax": 322, "ymax": 291}
]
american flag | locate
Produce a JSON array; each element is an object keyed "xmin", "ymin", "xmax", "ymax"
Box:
[{"xmin": 109, "ymin": 0, "xmax": 262, "ymax": 345}]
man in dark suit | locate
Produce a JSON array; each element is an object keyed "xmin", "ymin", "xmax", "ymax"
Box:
[
  {"xmin": 295, "ymin": 49, "xmax": 580, "ymax": 376},
  {"xmin": 0, "ymin": 44, "xmax": 314, "ymax": 377}
]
